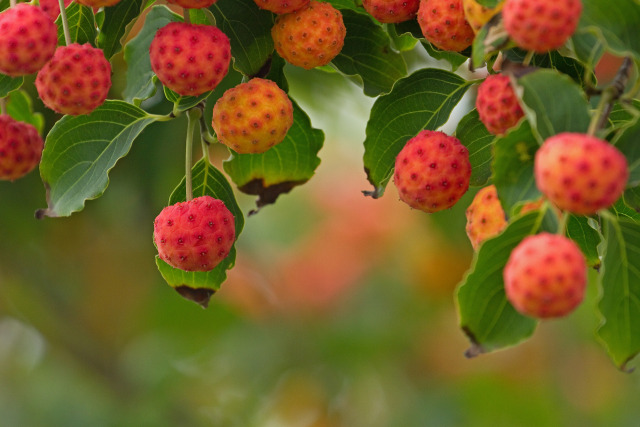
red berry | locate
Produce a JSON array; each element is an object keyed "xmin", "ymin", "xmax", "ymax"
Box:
[
  {"xmin": 417, "ymin": 0, "xmax": 475, "ymax": 52},
  {"xmin": 362, "ymin": 0, "xmax": 420, "ymax": 24},
  {"xmin": 36, "ymin": 43, "xmax": 112, "ymax": 116},
  {"xmin": 476, "ymin": 74, "xmax": 524, "ymax": 135},
  {"xmin": 212, "ymin": 78, "xmax": 294, "ymax": 154},
  {"xmin": 465, "ymin": 184, "xmax": 507, "ymax": 250},
  {"xmin": 149, "ymin": 22, "xmax": 231, "ymax": 97},
  {"xmin": 253, "ymin": 0, "xmax": 310, "ymax": 14},
  {"xmin": 0, "ymin": 115, "xmax": 44, "ymax": 181},
  {"xmin": 504, "ymin": 233, "xmax": 586, "ymax": 318},
  {"xmin": 271, "ymin": 1, "xmax": 346, "ymax": 70},
  {"xmin": 153, "ymin": 196, "xmax": 236, "ymax": 272},
  {"xmin": 0, "ymin": 4, "xmax": 58, "ymax": 77},
  {"xmin": 502, "ymin": 0, "xmax": 583, "ymax": 53},
  {"xmin": 394, "ymin": 130, "xmax": 472, "ymax": 213},
  {"xmin": 534, "ymin": 133, "xmax": 629, "ymax": 215}
]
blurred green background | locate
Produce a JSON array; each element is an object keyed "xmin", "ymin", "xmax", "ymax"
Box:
[{"xmin": 1, "ymin": 22, "xmax": 640, "ymax": 427}]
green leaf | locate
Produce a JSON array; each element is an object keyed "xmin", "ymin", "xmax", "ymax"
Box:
[
  {"xmin": 394, "ymin": 18, "xmax": 423, "ymax": 40},
  {"xmin": 457, "ymin": 210, "xmax": 543, "ymax": 356},
  {"xmin": 37, "ymin": 100, "xmax": 165, "ymax": 218},
  {"xmin": 613, "ymin": 116, "xmax": 640, "ymax": 186},
  {"xmin": 623, "ymin": 186, "xmax": 640, "ymax": 211},
  {"xmin": 455, "ymin": 109, "xmax": 495, "ymax": 187},
  {"xmin": 325, "ymin": 0, "xmax": 358, "ymax": 10},
  {"xmin": 575, "ymin": 0, "xmax": 640, "ymax": 61},
  {"xmin": 209, "ymin": 0, "xmax": 274, "ymax": 76},
  {"xmin": 421, "ymin": 41, "xmax": 470, "ymax": 72},
  {"xmin": 56, "ymin": 2, "xmax": 96, "ymax": 46},
  {"xmin": 566, "ymin": 215, "xmax": 602, "ymax": 268},
  {"xmin": 363, "ymin": 68, "xmax": 473, "ymax": 196},
  {"xmin": 224, "ymin": 99, "xmax": 324, "ymax": 210},
  {"xmin": 123, "ymin": 5, "xmax": 181, "ymax": 105},
  {"xmin": 98, "ymin": 0, "xmax": 145, "ymax": 59},
  {"xmin": 475, "ymin": 0, "xmax": 502, "ymax": 7},
  {"xmin": 386, "ymin": 23, "xmax": 418, "ymax": 52},
  {"xmin": 598, "ymin": 214, "xmax": 640, "ymax": 371},
  {"xmin": 6, "ymin": 90, "xmax": 45, "ymax": 135},
  {"xmin": 517, "ymin": 68, "xmax": 591, "ymax": 141},
  {"xmin": 503, "ymin": 48, "xmax": 589, "ymax": 86},
  {"xmin": 331, "ymin": 9, "xmax": 407, "ymax": 96},
  {"xmin": 571, "ymin": 31, "xmax": 605, "ymax": 68},
  {"xmin": 164, "ymin": 86, "xmax": 212, "ymax": 114},
  {"xmin": 0, "ymin": 73, "xmax": 23, "ymax": 98},
  {"xmin": 156, "ymin": 159, "xmax": 245, "ymax": 308},
  {"xmin": 492, "ymin": 120, "xmax": 541, "ymax": 216}
]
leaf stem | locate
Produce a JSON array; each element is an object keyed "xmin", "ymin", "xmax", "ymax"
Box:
[
  {"xmin": 587, "ymin": 57, "xmax": 633, "ymax": 136},
  {"xmin": 522, "ymin": 50, "xmax": 534, "ymax": 66},
  {"xmin": 58, "ymin": 0, "xmax": 72, "ymax": 46},
  {"xmin": 0, "ymin": 98, "xmax": 6, "ymax": 116},
  {"xmin": 9, "ymin": 0, "xmax": 16, "ymax": 7},
  {"xmin": 185, "ymin": 108, "xmax": 201, "ymax": 201},
  {"xmin": 183, "ymin": 7, "xmax": 191, "ymax": 24},
  {"xmin": 557, "ymin": 210, "xmax": 569, "ymax": 236}
]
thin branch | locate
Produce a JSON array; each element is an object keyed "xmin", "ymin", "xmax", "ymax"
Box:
[
  {"xmin": 58, "ymin": 0, "xmax": 71, "ymax": 46},
  {"xmin": 588, "ymin": 57, "xmax": 633, "ymax": 135}
]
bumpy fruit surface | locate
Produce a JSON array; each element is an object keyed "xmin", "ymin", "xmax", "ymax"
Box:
[
  {"xmin": 504, "ymin": 233, "xmax": 586, "ymax": 319},
  {"xmin": 211, "ymin": 78, "xmax": 294, "ymax": 154},
  {"xmin": 39, "ymin": 0, "xmax": 73, "ymax": 21},
  {"xmin": 0, "ymin": 4, "xmax": 58, "ymax": 77},
  {"xmin": 271, "ymin": 1, "xmax": 346, "ymax": 70},
  {"xmin": 150, "ymin": 22, "xmax": 231, "ymax": 96},
  {"xmin": 394, "ymin": 130, "xmax": 472, "ymax": 213},
  {"xmin": 363, "ymin": 0, "xmax": 420, "ymax": 23},
  {"xmin": 154, "ymin": 196, "xmax": 236, "ymax": 272},
  {"xmin": 166, "ymin": 0, "xmax": 218, "ymax": 8},
  {"xmin": 0, "ymin": 115, "xmax": 44, "ymax": 181},
  {"xmin": 417, "ymin": 0, "xmax": 475, "ymax": 52},
  {"xmin": 476, "ymin": 73, "xmax": 524, "ymax": 135},
  {"xmin": 462, "ymin": 0, "xmax": 504, "ymax": 33},
  {"xmin": 465, "ymin": 185, "xmax": 507, "ymax": 250},
  {"xmin": 253, "ymin": 0, "xmax": 309, "ymax": 14},
  {"xmin": 75, "ymin": 0, "xmax": 122, "ymax": 6},
  {"xmin": 36, "ymin": 43, "xmax": 112, "ymax": 116},
  {"xmin": 534, "ymin": 133, "xmax": 629, "ymax": 215},
  {"xmin": 502, "ymin": 0, "xmax": 582, "ymax": 53}
]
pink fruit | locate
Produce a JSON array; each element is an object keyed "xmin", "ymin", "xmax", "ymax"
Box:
[
  {"xmin": 362, "ymin": 0, "xmax": 420, "ymax": 23},
  {"xmin": 417, "ymin": 0, "xmax": 475, "ymax": 52},
  {"xmin": 253, "ymin": 0, "xmax": 310, "ymax": 14},
  {"xmin": 149, "ymin": 22, "xmax": 231, "ymax": 96},
  {"xmin": 0, "ymin": 115, "xmax": 44, "ymax": 181},
  {"xmin": 504, "ymin": 233, "xmax": 586, "ymax": 318},
  {"xmin": 271, "ymin": 1, "xmax": 346, "ymax": 70},
  {"xmin": 534, "ymin": 133, "xmax": 629, "ymax": 215},
  {"xmin": 211, "ymin": 78, "xmax": 294, "ymax": 154},
  {"xmin": 153, "ymin": 196, "xmax": 236, "ymax": 272},
  {"xmin": 36, "ymin": 43, "xmax": 112, "ymax": 116},
  {"xmin": 476, "ymin": 73, "xmax": 524, "ymax": 135},
  {"xmin": 465, "ymin": 184, "xmax": 507, "ymax": 250},
  {"xmin": 39, "ymin": 0, "xmax": 73, "ymax": 21},
  {"xmin": 502, "ymin": 0, "xmax": 583, "ymax": 53},
  {"xmin": 0, "ymin": 3, "xmax": 58, "ymax": 77},
  {"xmin": 394, "ymin": 130, "xmax": 472, "ymax": 213},
  {"xmin": 166, "ymin": 0, "xmax": 219, "ymax": 8}
]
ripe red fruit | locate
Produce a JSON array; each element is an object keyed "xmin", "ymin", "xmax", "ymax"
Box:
[
  {"xmin": 0, "ymin": 4, "xmax": 58, "ymax": 77},
  {"xmin": 394, "ymin": 130, "xmax": 472, "ymax": 213},
  {"xmin": 475, "ymin": 73, "xmax": 524, "ymax": 135},
  {"xmin": 253, "ymin": 0, "xmax": 310, "ymax": 14},
  {"xmin": 154, "ymin": 196, "xmax": 236, "ymax": 272},
  {"xmin": 465, "ymin": 184, "xmax": 507, "ymax": 250},
  {"xmin": 166, "ymin": 0, "xmax": 219, "ymax": 8},
  {"xmin": 502, "ymin": 0, "xmax": 583, "ymax": 53},
  {"xmin": 534, "ymin": 133, "xmax": 629, "ymax": 215},
  {"xmin": 149, "ymin": 22, "xmax": 231, "ymax": 97},
  {"xmin": 417, "ymin": 0, "xmax": 475, "ymax": 52},
  {"xmin": 36, "ymin": 43, "xmax": 112, "ymax": 116},
  {"xmin": 271, "ymin": 1, "xmax": 346, "ymax": 70},
  {"xmin": 39, "ymin": 0, "xmax": 73, "ymax": 21},
  {"xmin": 0, "ymin": 115, "xmax": 44, "ymax": 181},
  {"xmin": 75, "ymin": 0, "xmax": 122, "ymax": 7},
  {"xmin": 211, "ymin": 78, "xmax": 294, "ymax": 154},
  {"xmin": 504, "ymin": 233, "xmax": 586, "ymax": 318},
  {"xmin": 362, "ymin": 0, "xmax": 420, "ymax": 23}
]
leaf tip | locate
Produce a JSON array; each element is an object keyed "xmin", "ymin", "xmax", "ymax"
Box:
[
  {"xmin": 175, "ymin": 285, "xmax": 215, "ymax": 309},
  {"xmin": 461, "ymin": 325, "xmax": 486, "ymax": 358}
]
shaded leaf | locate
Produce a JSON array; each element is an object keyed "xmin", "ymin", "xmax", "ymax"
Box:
[
  {"xmin": 566, "ymin": 215, "xmax": 602, "ymax": 267},
  {"xmin": 421, "ymin": 41, "xmax": 470, "ymax": 72},
  {"xmin": 613, "ymin": 116, "xmax": 640, "ymax": 186},
  {"xmin": 504, "ymin": 48, "xmax": 589, "ymax": 86},
  {"xmin": 6, "ymin": 90, "xmax": 45, "ymax": 135},
  {"xmin": 0, "ymin": 73, "xmax": 23, "ymax": 98},
  {"xmin": 164, "ymin": 87, "xmax": 212, "ymax": 114},
  {"xmin": 363, "ymin": 68, "xmax": 473, "ymax": 196},
  {"xmin": 56, "ymin": 2, "xmax": 96, "ymax": 46},
  {"xmin": 455, "ymin": 109, "xmax": 495, "ymax": 187},
  {"xmin": 98, "ymin": 0, "xmax": 145, "ymax": 59}
]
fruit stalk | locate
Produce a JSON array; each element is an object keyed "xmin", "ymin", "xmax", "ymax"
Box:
[
  {"xmin": 588, "ymin": 56, "xmax": 633, "ymax": 136},
  {"xmin": 58, "ymin": 0, "xmax": 71, "ymax": 45},
  {"xmin": 183, "ymin": 7, "xmax": 191, "ymax": 24},
  {"xmin": 185, "ymin": 108, "xmax": 201, "ymax": 201},
  {"xmin": 9, "ymin": 0, "xmax": 15, "ymax": 7},
  {"xmin": 0, "ymin": 98, "xmax": 6, "ymax": 115}
]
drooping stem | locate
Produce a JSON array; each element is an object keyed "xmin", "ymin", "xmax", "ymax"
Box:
[
  {"xmin": 522, "ymin": 50, "xmax": 535, "ymax": 67},
  {"xmin": 587, "ymin": 57, "xmax": 633, "ymax": 136},
  {"xmin": 9, "ymin": 0, "xmax": 16, "ymax": 8},
  {"xmin": 556, "ymin": 210, "xmax": 569, "ymax": 236},
  {"xmin": 185, "ymin": 108, "xmax": 201, "ymax": 201},
  {"xmin": 0, "ymin": 98, "xmax": 6, "ymax": 115},
  {"xmin": 58, "ymin": 0, "xmax": 72, "ymax": 46}
]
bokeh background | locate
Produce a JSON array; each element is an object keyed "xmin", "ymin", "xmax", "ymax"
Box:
[{"xmin": 0, "ymin": 7, "xmax": 638, "ymax": 425}]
